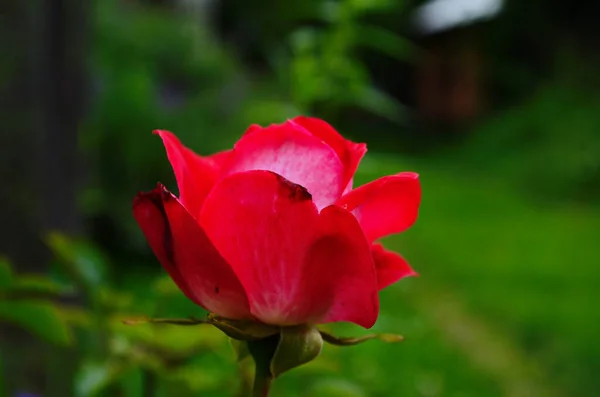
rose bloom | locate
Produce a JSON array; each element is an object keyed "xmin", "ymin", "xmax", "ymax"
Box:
[{"xmin": 133, "ymin": 117, "xmax": 420, "ymax": 328}]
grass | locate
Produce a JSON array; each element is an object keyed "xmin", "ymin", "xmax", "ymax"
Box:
[{"xmin": 351, "ymin": 153, "xmax": 600, "ymax": 396}]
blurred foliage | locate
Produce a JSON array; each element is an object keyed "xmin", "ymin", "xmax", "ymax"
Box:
[
  {"xmin": 0, "ymin": 234, "xmax": 503, "ymax": 397},
  {"xmin": 272, "ymin": 0, "xmax": 413, "ymax": 122},
  {"xmin": 0, "ymin": 259, "xmax": 72, "ymax": 346},
  {"xmin": 3, "ymin": 0, "xmax": 600, "ymax": 396},
  {"xmin": 78, "ymin": 0, "xmax": 418, "ymax": 279},
  {"xmin": 459, "ymin": 83, "xmax": 600, "ymax": 203}
]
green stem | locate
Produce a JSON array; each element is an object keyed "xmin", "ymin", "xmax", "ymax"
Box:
[
  {"xmin": 251, "ymin": 366, "xmax": 273, "ymax": 397},
  {"xmin": 247, "ymin": 335, "xmax": 280, "ymax": 397}
]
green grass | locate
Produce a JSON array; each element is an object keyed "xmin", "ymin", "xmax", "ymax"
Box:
[
  {"xmin": 271, "ymin": 284, "xmax": 502, "ymax": 397},
  {"xmin": 353, "ymin": 153, "xmax": 600, "ymax": 396}
]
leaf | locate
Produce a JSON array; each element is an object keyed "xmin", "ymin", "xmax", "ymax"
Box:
[
  {"xmin": 13, "ymin": 275, "xmax": 69, "ymax": 294},
  {"xmin": 0, "ymin": 300, "xmax": 72, "ymax": 346},
  {"xmin": 116, "ymin": 315, "xmax": 224, "ymax": 357},
  {"xmin": 60, "ymin": 307, "xmax": 94, "ymax": 329},
  {"xmin": 229, "ymin": 338, "xmax": 250, "ymax": 362},
  {"xmin": 3, "ymin": 275, "xmax": 74, "ymax": 301},
  {"xmin": 319, "ymin": 329, "xmax": 404, "ymax": 346},
  {"xmin": 354, "ymin": 86, "xmax": 406, "ymax": 124},
  {"xmin": 152, "ymin": 275, "xmax": 180, "ymax": 296},
  {"xmin": 122, "ymin": 313, "xmax": 281, "ymax": 341},
  {"xmin": 45, "ymin": 232, "xmax": 109, "ymax": 291},
  {"xmin": 349, "ymin": 0, "xmax": 397, "ymax": 14},
  {"xmin": 74, "ymin": 360, "xmax": 125, "ymax": 397},
  {"xmin": 270, "ymin": 325, "xmax": 323, "ymax": 378},
  {"xmin": 119, "ymin": 367, "xmax": 144, "ymax": 397},
  {"xmin": 122, "ymin": 316, "xmax": 208, "ymax": 326},
  {"xmin": 0, "ymin": 257, "xmax": 13, "ymax": 289},
  {"xmin": 0, "ymin": 262, "xmax": 71, "ymax": 300},
  {"xmin": 355, "ymin": 25, "xmax": 416, "ymax": 61},
  {"xmin": 207, "ymin": 314, "xmax": 280, "ymax": 341}
]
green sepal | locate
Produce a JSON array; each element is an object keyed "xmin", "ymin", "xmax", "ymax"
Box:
[
  {"xmin": 270, "ymin": 325, "xmax": 323, "ymax": 377},
  {"xmin": 122, "ymin": 316, "xmax": 208, "ymax": 326},
  {"xmin": 207, "ymin": 314, "xmax": 280, "ymax": 341},
  {"xmin": 246, "ymin": 324, "xmax": 323, "ymax": 382},
  {"xmin": 319, "ymin": 329, "xmax": 404, "ymax": 346},
  {"xmin": 122, "ymin": 313, "xmax": 280, "ymax": 341}
]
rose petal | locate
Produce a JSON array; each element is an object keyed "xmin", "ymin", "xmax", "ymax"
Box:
[
  {"xmin": 223, "ymin": 122, "xmax": 344, "ymax": 210},
  {"xmin": 309, "ymin": 206, "xmax": 379, "ymax": 328},
  {"xmin": 154, "ymin": 130, "xmax": 231, "ymax": 218},
  {"xmin": 200, "ymin": 171, "xmax": 379, "ymax": 327},
  {"xmin": 200, "ymin": 170, "xmax": 323, "ymax": 324},
  {"xmin": 372, "ymin": 243, "xmax": 417, "ymax": 290},
  {"xmin": 133, "ymin": 184, "xmax": 251, "ymax": 319},
  {"xmin": 292, "ymin": 116, "xmax": 367, "ymax": 192},
  {"xmin": 337, "ymin": 172, "xmax": 421, "ymax": 241}
]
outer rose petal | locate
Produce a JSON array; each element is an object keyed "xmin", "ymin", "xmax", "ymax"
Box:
[
  {"xmin": 292, "ymin": 116, "xmax": 367, "ymax": 192},
  {"xmin": 337, "ymin": 172, "xmax": 421, "ymax": 242},
  {"xmin": 310, "ymin": 206, "xmax": 379, "ymax": 328},
  {"xmin": 223, "ymin": 121, "xmax": 344, "ymax": 210},
  {"xmin": 154, "ymin": 130, "xmax": 231, "ymax": 218},
  {"xmin": 200, "ymin": 171, "xmax": 379, "ymax": 328},
  {"xmin": 133, "ymin": 184, "xmax": 251, "ymax": 319},
  {"xmin": 372, "ymin": 243, "xmax": 417, "ymax": 290},
  {"xmin": 200, "ymin": 170, "xmax": 323, "ymax": 325}
]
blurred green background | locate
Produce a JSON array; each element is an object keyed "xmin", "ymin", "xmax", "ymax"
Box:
[{"xmin": 1, "ymin": 0, "xmax": 599, "ymax": 396}]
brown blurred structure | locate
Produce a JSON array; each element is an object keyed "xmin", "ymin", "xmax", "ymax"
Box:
[
  {"xmin": 412, "ymin": 0, "xmax": 502, "ymax": 126},
  {"xmin": 417, "ymin": 28, "xmax": 483, "ymax": 124}
]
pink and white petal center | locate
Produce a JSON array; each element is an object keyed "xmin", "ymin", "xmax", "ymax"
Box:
[{"xmin": 225, "ymin": 126, "xmax": 345, "ymax": 210}]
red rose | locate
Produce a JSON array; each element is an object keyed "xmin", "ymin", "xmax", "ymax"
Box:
[{"xmin": 133, "ymin": 116, "xmax": 420, "ymax": 328}]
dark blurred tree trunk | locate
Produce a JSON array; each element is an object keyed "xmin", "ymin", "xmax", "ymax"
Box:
[
  {"xmin": 0, "ymin": 1, "xmax": 41, "ymax": 271},
  {"xmin": 38, "ymin": 0, "xmax": 88, "ymax": 237},
  {"xmin": 0, "ymin": 0, "xmax": 88, "ymax": 271},
  {"xmin": 0, "ymin": 0, "xmax": 89, "ymax": 395}
]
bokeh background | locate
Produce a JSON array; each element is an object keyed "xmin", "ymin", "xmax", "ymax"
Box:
[{"xmin": 1, "ymin": 0, "xmax": 599, "ymax": 396}]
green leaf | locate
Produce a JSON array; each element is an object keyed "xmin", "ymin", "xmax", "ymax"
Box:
[
  {"xmin": 119, "ymin": 367, "xmax": 144, "ymax": 397},
  {"xmin": 355, "ymin": 25, "xmax": 416, "ymax": 61},
  {"xmin": 3, "ymin": 275, "xmax": 73, "ymax": 301},
  {"xmin": 152, "ymin": 275, "xmax": 180, "ymax": 296},
  {"xmin": 0, "ymin": 257, "xmax": 13, "ymax": 289},
  {"xmin": 207, "ymin": 314, "xmax": 280, "ymax": 341},
  {"xmin": 122, "ymin": 316, "xmax": 209, "ymax": 326},
  {"xmin": 270, "ymin": 325, "xmax": 323, "ymax": 378},
  {"xmin": 45, "ymin": 232, "xmax": 109, "ymax": 291},
  {"xmin": 229, "ymin": 338, "xmax": 250, "ymax": 362},
  {"xmin": 74, "ymin": 360, "xmax": 125, "ymax": 397},
  {"xmin": 0, "ymin": 263, "xmax": 70, "ymax": 300},
  {"xmin": 123, "ymin": 314, "xmax": 280, "ymax": 341},
  {"xmin": 354, "ymin": 86, "xmax": 406, "ymax": 124},
  {"xmin": 319, "ymin": 329, "xmax": 403, "ymax": 346},
  {"xmin": 0, "ymin": 300, "xmax": 72, "ymax": 346},
  {"xmin": 13, "ymin": 275, "xmax": 68, "ymax": 294}
]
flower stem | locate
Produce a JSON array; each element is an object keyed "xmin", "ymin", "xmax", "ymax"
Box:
[
  {"xmin": 251, "ymin": 366, "xmax": 273, "ymax": 397},
  {"xmin": 247, "ymin": 335, "xmax": 280, "ymax": 397}
]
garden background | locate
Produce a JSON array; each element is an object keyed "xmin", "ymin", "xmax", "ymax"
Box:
[{"xmin": 1, "ymin": 0, "xmax": 599, "ymax": 396}]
